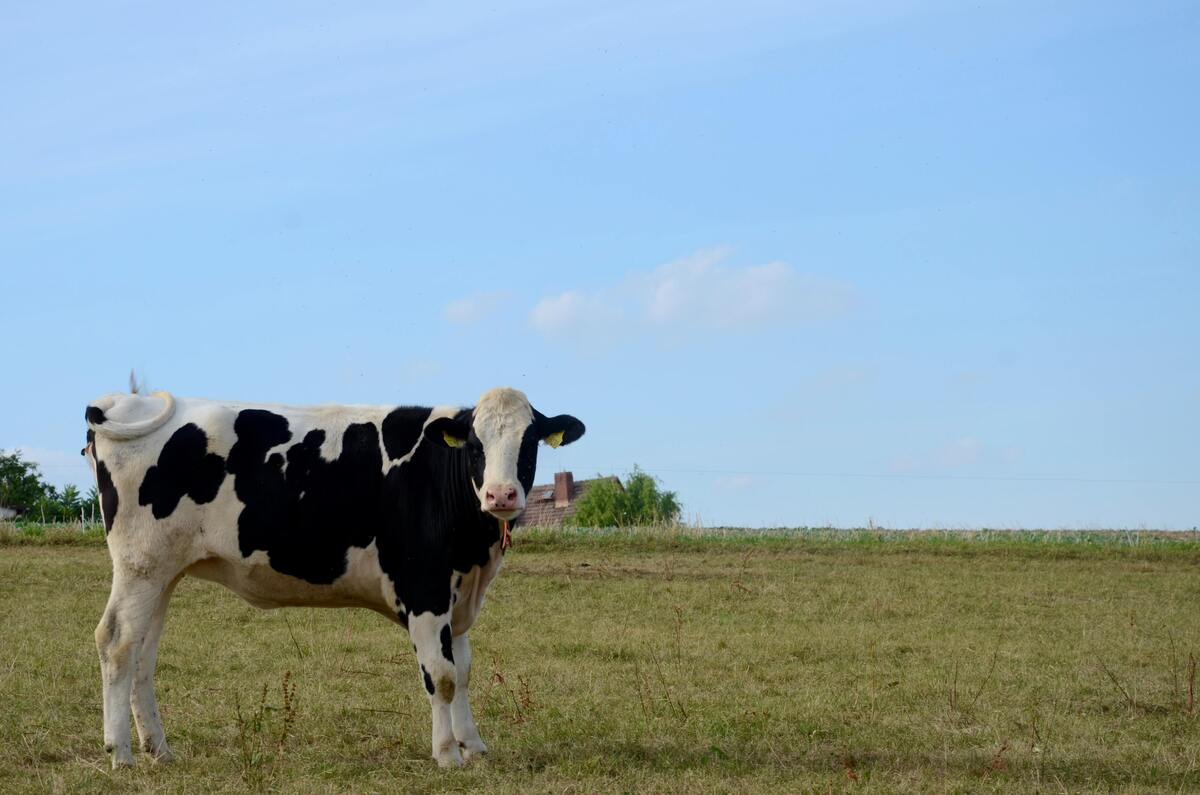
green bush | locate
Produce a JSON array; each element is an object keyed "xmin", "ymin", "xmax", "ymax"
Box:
[{"xmin": 567, "ymin": 466, "xmax": 680, "ymax": 528}]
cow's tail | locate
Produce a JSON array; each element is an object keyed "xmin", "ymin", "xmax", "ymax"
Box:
[{"xmin": 88, "ymin": 391, "xmax": 176, "ymax": 440}]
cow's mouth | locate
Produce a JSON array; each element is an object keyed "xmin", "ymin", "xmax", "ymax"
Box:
[{"xmin": 486, "ymin": 508, "xmax": 521, "ymax": 522}]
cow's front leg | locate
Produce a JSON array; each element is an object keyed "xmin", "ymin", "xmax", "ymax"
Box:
[
  {"xmin": 450, "ymin": 632, "xmax": 487, "ymax": 761},
  {"xmin": 409, "ymin": 611, "xmax": 462, "ymax": 767}
]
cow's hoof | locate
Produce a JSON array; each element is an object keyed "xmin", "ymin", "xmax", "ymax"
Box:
[
  {"xmin": 110, "ymin": 751, "xmax": 136, "ymax": 770},
  {"xmin": 434, "ymin": 745, "xmax": 465, "ymax": 768},
  {"xmin": 143, "ymin": 737, "xmax": 175, "ymax": 763},
  {"xmin": 460, "ymin": 740, "xmax": 488, "ymax": 763}
]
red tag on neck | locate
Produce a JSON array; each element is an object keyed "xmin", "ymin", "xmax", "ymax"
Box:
[{"xmin": 501, "ymin": 520, "xmax": 512, "ymax": 552}]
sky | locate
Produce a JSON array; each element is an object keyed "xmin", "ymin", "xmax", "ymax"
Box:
[{"xmin": 1, "ymin": 0, "xmax": 1197, "ymax": 529}]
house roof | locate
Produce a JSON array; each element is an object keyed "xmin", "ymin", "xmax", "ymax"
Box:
[{"xmin": 514, "ymin": 475, "xmax": 622, "ymax": 527}]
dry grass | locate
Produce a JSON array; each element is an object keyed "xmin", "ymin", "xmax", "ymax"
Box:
[{"xmin": 2, "ymin": 526, "xmax": 1199, "ymax": 792}]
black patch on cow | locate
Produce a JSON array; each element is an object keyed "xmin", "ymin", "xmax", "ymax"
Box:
[
  {"xmin": 516, "ymin": 422, "xmax": 540, "ymax": 495},
  {"xmin": 440, "ymin": 625, "xmax": 454, "ymax": 662},
  {"xmin": 86, "ymin": 405, "xmax": 107, "ymax": 425},
  {"xmin": 138, "ymin": 424, "xmax": 226, "ymax": 519},
  {"xmin": 375, "ymin": 419, "xmax": 503, "ymax": 618},
  {"xmin": 421, "ymin": 665, "xmax": 435, "ymax": 695},
  {"xmin": 228, "ymin": 410, "xmax": 382, "ymax": 585},
  {"xmin": 455, "ymin": 575, "xmax": 462, "ymax": 589},
  {"xmin": 382, "ymin": 407, "xmax": 432, "ymax": 460},
  {"xmin": 96, "ymin": 460, "xmax": 118, "ymax": 534}
]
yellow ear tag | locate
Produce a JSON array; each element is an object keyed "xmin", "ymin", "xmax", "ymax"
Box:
[
  {"xmin": 443, "ymin": 431, "xmax": 464, "ymax": 448},
  {"xmin": 544, "ymin": 431, "xmax": 564, "ymax": 448}
]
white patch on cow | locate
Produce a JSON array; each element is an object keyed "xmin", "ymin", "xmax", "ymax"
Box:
[
  {"xmin": 451, "ymin": 542, "xmax": 504, "ymax": 635},
  {"xmin": 340, "ymin": 542, "xmax": 402, "ymax": 614},
  {"xmin": 471, "ymin": 388, "xmax": 533, "ymax": 509},
  {"xmin": 318, "ymin": 428, "xmax": 343, "ymax": 461},
  {"xmin": 379, "ymin": 570, "xmax": 405, "ymax": 616}
]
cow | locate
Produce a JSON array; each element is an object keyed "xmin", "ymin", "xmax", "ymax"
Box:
[{"xmin": 81, "ymin": 386, "xmax": 584, "ymax": 769}]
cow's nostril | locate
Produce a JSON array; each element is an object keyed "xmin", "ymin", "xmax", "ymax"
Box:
[
  {"xmin": 486, "ymin": 492, "xmax": 495, "ymax": 502},
  {"xmin": 506, "ymin": 489, "xmax": 516, "ymax": 501}
]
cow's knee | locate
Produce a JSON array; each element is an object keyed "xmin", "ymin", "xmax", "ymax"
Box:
[
  {"xmin": 95, "ymin": 609, "xmax": 132, "ymax": 671},
  {"xmin": 419, "ymin": 658, "xmax": 456, "ymax": 704}
]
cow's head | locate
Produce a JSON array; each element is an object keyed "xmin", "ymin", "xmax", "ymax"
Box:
[{"xmin": 425, "ymin": 387, "xmax": 585, "ymax": 521}]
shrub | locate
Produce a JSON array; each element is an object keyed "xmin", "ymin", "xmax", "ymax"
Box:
[{"xmin": 568, "ymin": 466, "xmax": 680, "ymax": 528}]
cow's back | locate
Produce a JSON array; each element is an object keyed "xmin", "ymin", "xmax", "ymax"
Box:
[{"xmin": 89, "ymin": 394, "xmax": 425, "ymax": 614}]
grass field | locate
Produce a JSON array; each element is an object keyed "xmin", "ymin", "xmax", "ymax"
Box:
[{"xmin": 2, "ymin": 524, "xmax": 1200, "ymax": 793}]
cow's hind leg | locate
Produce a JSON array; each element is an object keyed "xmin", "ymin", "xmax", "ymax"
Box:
[
  {"xmin": 95, "ymin": 572, "xmax": 171, "ymax": 768},
  {"xmin": 409, "ymin": 611, "xmax": 462, "ymax": 767},
  {"xmin": 130, "ymin": 576, "xmax": 181, "ymax": 762},
  {"xmin": 450, "ymin": 632, "xmax": 487, "ymax": 761}
]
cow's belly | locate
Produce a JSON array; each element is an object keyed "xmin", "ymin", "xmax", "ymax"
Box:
[
  {"xmin": 451, "ymin": 542, "xmax": 504, "ymax": 635},
  {"xmin": 186, "ymin": 542, "xmax": 395, "ymax": 619}
]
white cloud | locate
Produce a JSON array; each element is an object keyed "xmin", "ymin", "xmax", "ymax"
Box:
[
  {"xmin": 888, "ymin": 455, "xmax": 920, "ymax": 475},
  {"xmin": 443, "ymin": 290, "xmax": 512, "ymax": 325},
  {"xmin": 999, "ymin": 446, "xmax": 1023, "ymax": 465},
  {"xmin": 527, "ymin": 247, "xmax": 855, "ymax": 343},
  {"xmin": 528, "ymin": 289, "xmax": 625, "ymax": 347},
  {"xmin": 890, "ymin": 437, "xmax": 1024, "ymax": 474},
  {"xmin": 529, "ymin": 290, "xmax": 587, "ymax": 332},
  {"xmin": 715, "ymin": 474, "xmax": 755, "ymax": 490},
  {"xmin": 933, "ymin": 437, "xmax": 985, "ymax": 469}
]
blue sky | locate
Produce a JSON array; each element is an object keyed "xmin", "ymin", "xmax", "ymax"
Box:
[{"xmin": 2, "ymin": 1, "xmax": 1196, "ymax": 528}]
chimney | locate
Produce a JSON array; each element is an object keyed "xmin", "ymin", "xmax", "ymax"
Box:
[{"xmin": 554, "ymin": 471, "xmax": 574, "ymax": 508}]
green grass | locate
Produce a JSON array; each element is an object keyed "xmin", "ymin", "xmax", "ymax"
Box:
[{"xmin": 3, "ymin": 524, "xmax": 1200, "ymax": 792}]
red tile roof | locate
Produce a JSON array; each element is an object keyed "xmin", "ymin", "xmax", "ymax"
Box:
[{"xmin": 515, "ymin": 474, "xmax": 622, "ymax": 527}]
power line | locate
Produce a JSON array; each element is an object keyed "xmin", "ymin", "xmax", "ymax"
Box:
[{"xmin": 570, "ymin": 465, "xmax": 1200, "ymax": 487}]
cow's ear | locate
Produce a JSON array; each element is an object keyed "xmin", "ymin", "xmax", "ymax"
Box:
[
  {"xmin": 426, "ymin": 416, "xmax": 470, "ymax": 449},
  {"xmin": 538, "ymin": 414, "xmax": 585, "ymax": 448}
]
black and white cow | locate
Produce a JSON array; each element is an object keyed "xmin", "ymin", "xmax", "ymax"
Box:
[{"xmin": 82, "ymin": 387, "xmax": 584, "ymax": 768}]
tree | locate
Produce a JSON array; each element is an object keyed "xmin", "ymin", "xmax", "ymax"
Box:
[
  {"xmin": 0, "ymin": 449, "xmax": 98, "ymax": 523},
  {"xmin": 567, "ymin": 466, "xmax": 681, "ymax": 528},
  {"xmin": 0, "ymin": 450, "xmax": 48, "ymax": 513}
]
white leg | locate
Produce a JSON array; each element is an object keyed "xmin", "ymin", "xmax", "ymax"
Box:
[
  {"xmin": 96, "ymin": 573, "xmax": 168, "ymax": 768},
  {"xmin": 130, "ymin": 578, "xmax": 179, "ymax": 762},
  {"xmin": 409, "ymin": 611, "xmax": 462, "ymax": 767},
  {"xmin": 450, "ymin": 633, "xmax": 487, "ymax": 761}
]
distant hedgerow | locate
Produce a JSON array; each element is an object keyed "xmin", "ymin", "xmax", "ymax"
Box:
[{"xmin": 1, "ymin": 449, "xmax": 99, "ymax": 523}]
